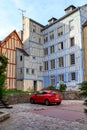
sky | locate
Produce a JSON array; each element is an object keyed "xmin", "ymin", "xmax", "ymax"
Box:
[{"xmin": 0, "ymin": 0, "xmax": 87, "ymax": 40}]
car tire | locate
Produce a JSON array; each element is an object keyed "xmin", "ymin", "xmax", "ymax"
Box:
[
  {"xmin": 30, "ymin": 98, "xmax": 35, "ymax": 104},
  {"xmin": 45, "ymin": 99, "xmax": 50, "ymax": 106},
  {"xmin": 56, "ymin": 102, "xmax": 61, "ymax": 105}
]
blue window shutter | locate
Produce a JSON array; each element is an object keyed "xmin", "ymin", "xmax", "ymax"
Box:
[
  {"xmin": 68, "ymin": 73, "xmax": 71, "ymax": 82},
  {"xmin": 76, "ymin": 72, "xmax": 78, "ymax": 81}
]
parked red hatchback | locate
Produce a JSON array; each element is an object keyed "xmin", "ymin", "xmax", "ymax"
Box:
[{"xmin": 30, "ymin": 90, "xmax": 62, "ymax": 105}]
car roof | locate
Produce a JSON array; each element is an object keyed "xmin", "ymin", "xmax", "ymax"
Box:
[{"xmin": 43, "ymin": 90, "xmax": 53, "ymax": 93}]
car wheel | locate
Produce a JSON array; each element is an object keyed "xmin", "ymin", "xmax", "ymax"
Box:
[
  {"xmin": 45, "ymin": 99, "xmax": 50, "ymax": 106},
  {"xmin": 57, "ymin": 102, "xmax": 61, "ymax": 105},
  {"xmin": 30, "ymin": 98, "xmax": 35, "ymax": 104}
]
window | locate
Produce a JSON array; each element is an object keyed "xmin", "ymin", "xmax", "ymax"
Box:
[
  {"xmin": 58, "ymin": 26, "xmax": 63, "ymax": 36},
  {"xmin": 58, "ymin": 42, "xmax": 63, "ymax": 50},
  {"xmin": 39, "ymin": 66, "xmax": 43, "ymax": 71},
  {"xmin": 50, "ymin": 45, "xmax": 54, "ymax": 53},
  {"xmin": 32, "ymin": 69, "xmax": 35, "ymax": 74},
  {"xmin": 20, "ymin": 56, "xmax": 22, "ymax": 61},
  {"xmin": 39, "ymin": 38, "xmax": 41, "ymax": 43},
  {"xmin": 33, "ymin": 25, "xmax": 36, "ymax": 32},
  {"xmin": 70, "ymin": 20, "xmax": 74, "ymax": 31},
  {"xmin": 71, "ymin": 72, "xmax": 75, "ymax": 80},
  {"xmin": 59, "ymin": 57, "xmax": 64, "ymax": 67},
  {"xmin": 44, "ymin": 35, "xmax": 48, "ymax": 43},
  {"xmin": 20, "ymin": 68, "xmax": 22, "ymax": 74},
  {"xmin": 44, "ymin": 48, "xmax": 48, "ymax": 55},
  {"xmin": 59, "ymin": 74, "xmax": 64, "ymax": 82},
  {"xmin": 44, "ymin": 61, "xmax": 48, "ymax": 70},
  {"xmin": 26, "ymin": 68, "xmax": 29, "ymax": 74},
  {"xmin": 50, "ymin": 59, "xmax": 55, "ymax": 69},
  {"xmin": 50, "ymin": 31, "xmax": 54, "ymax": 40},
  {"xmin": 50, "ymin": 76, "xmax": 55, "ymax": 86},
  {"xmin": 70, "ymin": 54, "xmax": 75, "ymax": 65},
  {"xmin": 33, "ymin": 56, "xmax": 36, "ymax": 59},
  {"xmin": 70, "ymin": 37, "xmax": 75, "ymax": 47}
]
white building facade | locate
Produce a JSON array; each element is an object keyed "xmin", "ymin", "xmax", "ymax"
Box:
[{"xmin": 17, "ymin": 4, "xmax": 87, "ymax": 91}]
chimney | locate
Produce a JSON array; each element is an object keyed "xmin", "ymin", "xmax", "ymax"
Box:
[
  {"xmin": 48, "ymin": 17, "xmax": 57, "ymax": 24},
  {"xmin": 64, "ymin": 5, "xmax": 76, "ymax": 14}
]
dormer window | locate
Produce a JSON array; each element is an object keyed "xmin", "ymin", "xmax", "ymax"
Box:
[
  {"xmin": 48, "ymin": 17, "xmax": 57, "ymax": 24},
  {"xmin": 64, "ymin": 5, "xmax": 76, "ymax": 14}
]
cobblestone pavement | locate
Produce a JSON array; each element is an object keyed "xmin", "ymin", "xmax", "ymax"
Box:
[{"xmin": 0, "ymin": 100, "xmax": 87, "ymax": 130}]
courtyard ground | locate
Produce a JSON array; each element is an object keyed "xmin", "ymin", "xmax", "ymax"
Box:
[{"xmin": 0, "ymin": 100, "xmax": 87, "ymax": 130}]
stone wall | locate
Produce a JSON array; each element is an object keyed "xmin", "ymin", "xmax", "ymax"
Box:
[
  {"xmin": 5, "ymin": 91, "xmax": 82, "ymax": 105},
  {"xmin": 6, "ymin": 94, "xmax": 30, "ymax": 105},
  {"xmin": 62, "ymin": 91, "xmax": 81, "ymax": 100}
]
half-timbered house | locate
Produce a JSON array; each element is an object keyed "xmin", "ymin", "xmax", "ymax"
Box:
[{"xmin": 0, "ymin": 30, "xmax": 23, "ymax": 89}]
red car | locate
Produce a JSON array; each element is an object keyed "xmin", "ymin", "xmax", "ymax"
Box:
[{"xmin": 30, "ymin": 90, "xmax": 62, "ymax": 105}]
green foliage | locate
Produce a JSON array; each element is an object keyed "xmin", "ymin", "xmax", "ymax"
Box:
[
  {"xmin": 79, "ymin": 81, "xmax": 87, "ymax": 114},
  {"xmin": 5, "ymin": 90, "xmax": 29, "ymax": 95},
  {"xmin": 79, "ymin": 81, "xmax": 87, "ymax": 97},
  {"xmin": 59, "ymin": 84, "xmax": 67, "ymax": 92},
  {"xmin": 0, "ymin": 54, "xmax": 8, "ymax": 100},
  {"xmin": 42, "ymin": 86, "xmax": 57, "ymax": 90}
]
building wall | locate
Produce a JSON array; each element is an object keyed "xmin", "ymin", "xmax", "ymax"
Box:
[
  {"xmin": 83, "ymin": 26, "xmax": 87, "ymax": 81},
  {"xmin": 43, "ymin": 10, "xmax": 83, "ymax": 89},
  {"xmin": 0, "ymin": 31, "xmax": 22, "ymax": 89},
  {"xmin": 23, "ymin": 17, "xmax": 43, "ymax": 91},
  {"xmin": 22, "ymin": 5, "xmax": 87, "ymax": 90}
]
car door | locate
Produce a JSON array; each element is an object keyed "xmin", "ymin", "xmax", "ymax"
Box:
[
  {"xmin": 34, "ymin": 92, "xmax": 43, "ymax": 103},
  {"xmin": 35, "ymin": 91, "xmax": 46, "ymax": 103}
]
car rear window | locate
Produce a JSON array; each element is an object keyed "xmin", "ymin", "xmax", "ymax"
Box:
[{"xmin": 51, "ymin": 91, "xmax": 58, "ymax": 94}]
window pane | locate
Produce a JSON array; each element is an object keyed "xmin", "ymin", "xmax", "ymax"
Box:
[
  {"xmin": 59, "ymin": 57, "xmax": 64, "ymax": 67},
  {"xmin": 50, "ymin": 76, "xmax": 55, "ymax": 86},
  {"xmin": 50, "ymin": 59, "xmax": 55, "ymax": 69},
  {"xmin": 44, "ymin": 48, "xmax": 48, "ymax": 55},
  {"xmin": 70, "ymin": 37, "xmax": 75, "ymax": 47},
  {"xmin": 50, "ymin": 31, "xmax": 54, "ymax": 40},
  {"xmin": 71, "ymin": 72, "xmax": 75, "ymax": 80},
  {"xmin": 59, "ymin": 74, "xmax": 64, "ymax": 81},
  {"xmin": 58, "ymin": 26, "xmax": 63, "ymax": 36},
  {"xmin": 58, "ymin": 42, "xmax": 63, "ymax": 50},
  {"xmin": 50, "ymin": 45, "xmax": 54, "ymax": 53},
  {"xmin": 70, "ymin": 54, "xmax": 75, "ymax": 65},
  {"xmin": 44, "ymin": 61, "xmax": 48, "ymax": 70},
  {"xmin": 26, "ymin": 68, "xmax": 29, "ymax": 74},
  {"xmin": 33, "ymin": 25, "xmax": 36, "ymax": 32}
]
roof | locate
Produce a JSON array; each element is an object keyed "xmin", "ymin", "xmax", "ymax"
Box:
[
  {"xmin": 0, "ymin": 30, "xmax": 23, "ymax": 46},
  {"xmin": 41, "ymin": 7, "xmax": 79, "ymax": 31},
  {"xmin": 16, "ymin": 48, "xmax": 29, "ymax": 56},
  {"xmin": 48, "ymin": 17, "xmax": 57, "ymax": 22},
  {"xmin": 30, "ymin": 18, "xmax": 44, "ymax": 28},
  {"xmin": 0, "ymin": 41, "xmax": 2, "ymax": 44},
  {"xmin": 82, "ymin": 21, "xmax": 87, "ymax": 27},
  {"xmin": 64, "ymin": 5, "xmax": 76, "ymax": 11}
]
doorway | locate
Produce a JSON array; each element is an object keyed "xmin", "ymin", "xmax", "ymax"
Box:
[{"xmin": 33, "ymin": 81, "xmax": 37, "ymax": 91}]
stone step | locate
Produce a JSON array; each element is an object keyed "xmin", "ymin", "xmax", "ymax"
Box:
[{"xmin": 0, "ymin": 100, "xmax": 12, "ymax": 109}]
